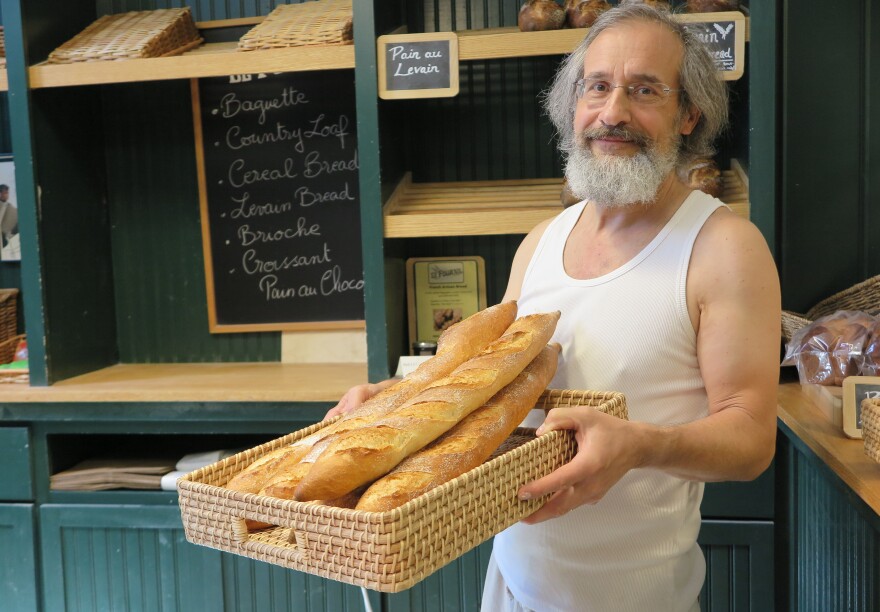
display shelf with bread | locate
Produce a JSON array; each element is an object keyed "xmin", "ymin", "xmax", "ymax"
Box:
[
  {"xmin": 456, "ymin": 10, "xmax": 747, "ymax": 79},
  {"xmin": 178, "ymin": 388, "xmax": 628, "ymax": 592},
  {"xmin": 28, "ymin": 14, "xmax": 355, "ymax": 89},
  {"xmin": 382, "ymin": 160, "xmax": 750, "ymax": 238}
]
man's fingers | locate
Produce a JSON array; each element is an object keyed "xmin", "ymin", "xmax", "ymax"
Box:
[
  {"xmin": 521, "ymin": 486, "xmax": 574, "ymax": 525},
  {"xmin": 518, "ymin": 460, "xmax": 580, "ymax": 502},
  {"xmin": 535, "ymin": 407, "xmax": 579, "ymax": 436}
]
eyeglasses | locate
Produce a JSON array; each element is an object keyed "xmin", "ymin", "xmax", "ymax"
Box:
[{"xmin": 573, "ymin": 78, "xmax": 682, "ymax": 107}]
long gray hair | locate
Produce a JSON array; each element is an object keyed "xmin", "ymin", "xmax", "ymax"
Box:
[{"xmin": 544, "ymin": 4, "xmax": 729, "ymax": 164}]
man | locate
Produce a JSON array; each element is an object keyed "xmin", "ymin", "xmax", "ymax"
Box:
[
  {"xmin": 479, "ymin": 5, "xmax": 779, "ymax": 611},
  {"xmin": 328, "ymin": 5, "xmax": 778, "ymax": 610},
  {"xmin": 0, "ymin": 184, "xmax": 17, "ymax": 248}
]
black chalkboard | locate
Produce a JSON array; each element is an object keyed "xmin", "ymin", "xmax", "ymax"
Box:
[
  {"xmin": 193, "ymin": 72, "xmax": 364, "ymax": 332},
  {"xmin": 687, "ymin": 19, "xmax": 739, "ymax": 74},
  {"xmin": 378, "ymin": 32, "xmax": 459, "ymax": 100}
]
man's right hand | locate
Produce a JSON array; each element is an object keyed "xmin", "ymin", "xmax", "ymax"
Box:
[{"xmin": 323, "ymin": 378, "xmax": 398, "ymax": 421}]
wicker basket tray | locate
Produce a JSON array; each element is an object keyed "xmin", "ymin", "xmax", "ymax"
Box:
[
  {"xmin": 863, "ymin": 398, "xmax": 880, "ymax": 463},
  {"xmin": 0, "ymin": 333, "xmax": 27, "ymax": 384},
  {"xmin": 782, "ymin": 275, "xmax": 880, "ymax": 342},
  {"xmin": 47, "ymin": 8, "xmax": 203, "ymax": 64},
  {"xmin": 0, "ymin": 26, "xmax": 6, "ymax": 66},
  {"xmin": 0, "ymin": 288, "xmax": 18, "ymax": 343},
  {"xmin": 178, "ymin": 388, "xmax": 627, "ymax": 592},
  {"xmin": 238, "ymin": 0, "xmax": 353, "ymax": 50}
]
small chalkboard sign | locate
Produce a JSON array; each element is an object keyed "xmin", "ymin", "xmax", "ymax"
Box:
[
  {"xmin": 678, "ymin": 11, "xmax": 746, "ymax": 81},
  {"xmin": 377, "ymin": 32, "xmax": 459, "ymax": 99},
  {"xmin": 192, "ymin": 72, "xmax": 365, "ymax": 333},
  {"xmin": 843, "ymin": 376, "xmax": 880, "ymax": 439}
]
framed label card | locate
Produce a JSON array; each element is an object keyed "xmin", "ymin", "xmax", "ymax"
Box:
[
  {"xmin": 377, "ymin": 32, "xmax": 459, "ymax": 99},
  {"xmin": 843, "ymin": 376, "xmax": 880, "ymax": 439},
  {"xmin": 406, "ymin": 256, "xmax": 487, "ymax": 352}
]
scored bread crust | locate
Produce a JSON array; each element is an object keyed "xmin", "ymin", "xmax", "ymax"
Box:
[
  {"xmin": 355, "ymin": 343, "xmax": 560, "ymax": 512},
  {"xmin": 292, "ymin": 311, "xmax": 561, "ymax": 502},
  {"xmin": 225, "ymin": 301, "xmax": 517, "ymax": 495}
]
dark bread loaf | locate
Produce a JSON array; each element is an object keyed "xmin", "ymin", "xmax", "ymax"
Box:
[
  {"xmin": 518, "ymin": 0, "xmax": 565, "ymax": 32},
  {"xmin": 355, "ymin": 344, "xmax": 560, "ymax": 512},
  {"xmin": 292, "ymin": 312, "xmax": 561, "ymax": 502},
  {"xmin": 565, "ymin": 0, "xmax": 611, "ymax": 28},
  {"xmin": 225, "ymin": 301, "xmax": 518, "ymax": 495},
  {"xmin": 681, "ymin": 158, "xmax": 724, "ymax": 198},
  {"xmin": 687, "ymin": 0, "xmax": 740, "ymax": 11}
]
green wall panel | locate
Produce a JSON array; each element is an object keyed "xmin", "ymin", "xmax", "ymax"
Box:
[
  {"xmin": 781, "ymin": 0, "xmax": 880, "ymax": 311},
  {"xmin": 221, "ymin": 555, "xmax": 380, "ymax": 612},
  {"xmin": 0, "ymin": 504, "xmax": 39, "ymax": 612},
  {"xmin": 101, "ymin": 81, "xmax": 279, "ymax": 363}
]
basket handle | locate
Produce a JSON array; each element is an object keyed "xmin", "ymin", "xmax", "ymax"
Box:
[{"xmin": 231, "ymin": 518, "xmax": 311, "ymax": 564}]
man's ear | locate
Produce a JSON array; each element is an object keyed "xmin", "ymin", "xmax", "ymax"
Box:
[{"xmin": 680, "ymin": 104, "xmax": 700, "ymax": 136}]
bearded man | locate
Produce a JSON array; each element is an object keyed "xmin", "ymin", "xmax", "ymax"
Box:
[{"xmin": 481, "ymin": 5, "xmax": 781, "ymax": 612}]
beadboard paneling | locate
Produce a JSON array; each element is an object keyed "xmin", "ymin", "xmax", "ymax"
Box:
[{"xmin": 101, "ymin": 80, "xmax": 279, "ymax": 362}]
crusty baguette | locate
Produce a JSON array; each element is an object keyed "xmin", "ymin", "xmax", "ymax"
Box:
[
  {"xmin": 225, "ymin": 301, "xmax": 517, "ymax": 495},
  {"xmin": 355, "ymin": 343, "xmax": 560, "ymax": 512},
  {"xmin": 291, "ymin": 311, "xmax": 561, "ymax": 502}
]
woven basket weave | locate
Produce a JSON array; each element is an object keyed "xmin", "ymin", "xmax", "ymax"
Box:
[
  {"xmin": 238, "ymin": 0, "xmax": 353, "ymax": 50},
  {"xmin": 47, "ymin": 8, "xmax": 203, "ymax": 64},
  {"xmin": 178, "ymin": 388, "xmax": 627, "ymax": 592},
  {"xmin": 782, "ymin": 275, "xmax": 880, "ymax": 342},
  {"xmin": 0, "ymin": 26, "xmax": 6, "ymax": 66},
  {"xmin": 863, "ymin": 398, "xmax": 880, "ymax": 463},
  {"xmin": 0, "ymin": 288, "xmax": 18, "ymax": 344}
]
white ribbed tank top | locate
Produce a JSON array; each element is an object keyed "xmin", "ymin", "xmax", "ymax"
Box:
[{"xmin": 493, "ymin": 191, "xmax": 725, "ymax": 612}]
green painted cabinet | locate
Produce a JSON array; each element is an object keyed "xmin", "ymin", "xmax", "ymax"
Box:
[
  {"xmin": 0, "ymin": 426, "xmax": 32, "ymax": 500},
  {"xmin": 39, "ymin": 504, "xmax": 379, "ymax": 612},
  {"xmin": 0, "ymin": 504, "xmax": 39, "ymax": 612}
]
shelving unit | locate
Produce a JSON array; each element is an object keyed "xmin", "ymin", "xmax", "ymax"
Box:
[
  {"xmin": 28, "ymin": 42, "xmax": 355, "ymax": 88},
  {"xmin": 384, "ymin": 160, "xmax": 750, "ymax": 238},
  {"xmin": 456, "ymin": 12, "xmax": 748, "ymax": 71},
  {"xmin": 27, "ymin": 16, "xmax": 355, "ymax": 89}
]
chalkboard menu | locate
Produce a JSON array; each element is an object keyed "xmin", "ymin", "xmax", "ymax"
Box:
[
  {"xmin": 192, "ymin": 72, "xmax": 364, "ymax": 332},
  {"xmin": 377, "ymin": 32, "xmax": 459, "ymax": 100},
  {"xmin": 684, "ymin": 12, "xmax": 746, "ymax": 81}
]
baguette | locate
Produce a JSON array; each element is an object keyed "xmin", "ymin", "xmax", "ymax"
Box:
[
  {"xmin": 355, "ymin": 343, "xmax": 560, "ymax": 512},
  {"xmin": 225, "ymin": 301, "xmax": 518, "ymax": 495},
  {"xmin": 292, "ymin": 311, "xmax": 561, "ymax": 502}
]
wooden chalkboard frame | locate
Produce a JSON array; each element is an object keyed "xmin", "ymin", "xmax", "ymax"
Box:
[
  {"xmin": 843, "ymin": 376, "xmax": 880, "ymax": 440},
  {"xmin": 191, "ymin": 78, "xmax": 365, "ymax": 333},
  {"xmin": 377, "ymin": 32, "xmax": 459, "ymax": 100},
  {"xmin": 677, "ymin": 11, "xmax": 746, "ymax": 81}
]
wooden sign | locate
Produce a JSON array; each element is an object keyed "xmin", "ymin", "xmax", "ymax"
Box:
[
  {"xmin": 678, "ymin": 11, "xmax": 747, "ymax": 81},
  {"xmin": 192, "ymin": 72, "xmax": 365, "ymax": 333},
  {"xmin": 843, "ymin": 376, "xmax": 880, "ymax": 439},
  {"xmin": 406, "ymin": 256, "xmax": 486, "ymax": 353},
  {"xmin": 377, "ymin": 32, "xmax": 459, "ymax": 99}
]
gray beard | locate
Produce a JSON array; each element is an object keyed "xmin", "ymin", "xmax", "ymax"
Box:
[{"xmin": 564, "ymin": 133, "xmax": 680, "ymax": 208}]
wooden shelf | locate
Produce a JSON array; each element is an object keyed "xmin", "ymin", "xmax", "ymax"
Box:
[
  {"xmin": 778, "ymin": 382, "xmax": 880, "ymax": 516},
  {"xmin": 28, "ymin": 41, "xmax": 354, "ymax": 89},
  {"xmin": 457, "ymin": 11, "xmax": 749, "ymax": 64},
  {"xmin": 0, "ymin": 362, "xmax": 367, "ymax": 403},
  {"xmin": 384, "ymin": 161, "xmax": 750, "ymax": 238}
]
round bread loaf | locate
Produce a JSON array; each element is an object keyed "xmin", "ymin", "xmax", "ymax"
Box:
[
  {"xmin": 519, "ymin": 0, "xmax": 565, "ymax": 32},
  {"xmin": 565, "ymin": 0, "xmax": 611, "ymax": 28},
  {"xmin": 687, "ymin": 0, "xmax": 740, "ymax": 12}
]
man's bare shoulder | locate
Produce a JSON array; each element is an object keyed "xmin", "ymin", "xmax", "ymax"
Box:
[{"xmin": 690, "ymin": 205, "xmax": 778, "ymax": 300}]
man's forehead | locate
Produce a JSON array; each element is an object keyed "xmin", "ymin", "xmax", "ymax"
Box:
[{"xmin": 582, "ymin": 20, "xmax": 684, "ymax": 82}]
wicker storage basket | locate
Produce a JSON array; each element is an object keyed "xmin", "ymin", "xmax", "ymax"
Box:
[
  {"xmin": 0, "ymin": 26, "xmax": 6, "ymax": 67},
  {"xmin": 47, "ymin": 8, "xmax": 203, "ymax": 64},
  {"xmin": 782, "ymin": 275, "xmax": 880, "ymax": 342},
  {"xmin": 0, "ymin": 333, "xmax": 27, "ymax": 384},
  {"xmin": 0, "ymin": 288, "xmax": 18, "ymax": 343},
  {"xmin": 863, "ymin": 398, "xmax": 880, "ymax": 463},
  {"xmin": 238, "ymin": 0, "xmax": 353, "ymax": 50},
  {"xmin": 178, "ymin": 388, "xmax": 627, "ymax": 592}
]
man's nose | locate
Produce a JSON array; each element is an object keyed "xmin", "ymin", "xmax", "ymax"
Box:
[{"xmin": 597, "ymin": 86, "xmax": 631, "ymax": 127}]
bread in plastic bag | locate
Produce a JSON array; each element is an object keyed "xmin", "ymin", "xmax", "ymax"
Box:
[{"xmin": 782, "ymin": 310, "xmax": 877, "ymax": 386}]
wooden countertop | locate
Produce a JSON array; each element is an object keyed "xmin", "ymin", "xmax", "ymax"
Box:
[
  {"xmin": 0, "ymin": 362, "xmax": 368, "ymax": 403},
  {"xmin": 778, "ymin": 382, "xmax": 880, "ymax": 515}
]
